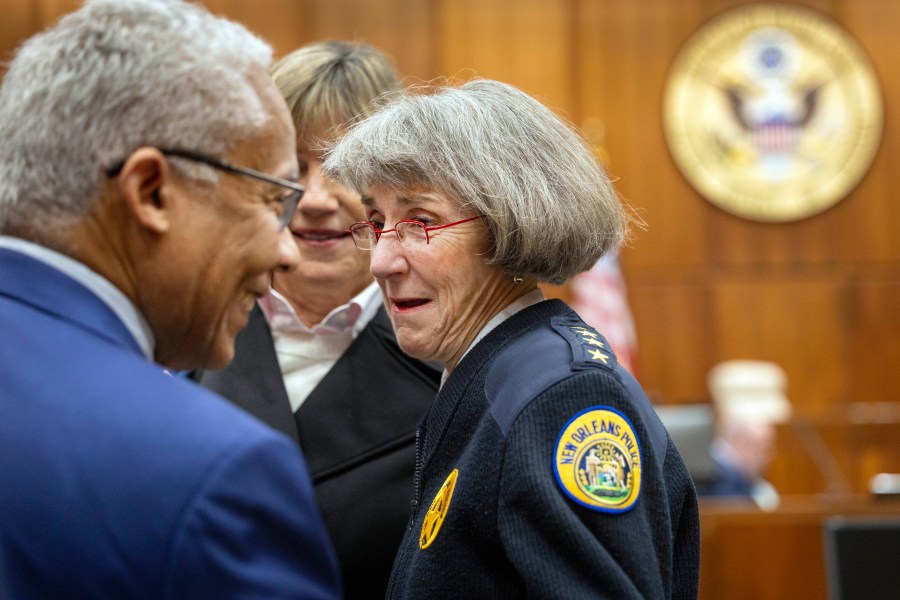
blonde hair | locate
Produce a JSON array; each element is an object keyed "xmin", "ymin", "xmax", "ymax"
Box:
[{"xmin": 270, "ymin": 40, "xmax": 401, "ymax": 149}]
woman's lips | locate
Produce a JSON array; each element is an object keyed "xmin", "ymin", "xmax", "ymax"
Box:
[
  {"xmin": 294, "ymin": 228, "xmax": 352, "ymax": 242},
  {"xmin": 392, "ymin": 298, "xmax": 431, "ymax": 311}
]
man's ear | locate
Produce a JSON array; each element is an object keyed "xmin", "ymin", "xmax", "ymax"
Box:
[{"xmin": 115, "ymin": 147, "xmax": 175, "ymax": 234}]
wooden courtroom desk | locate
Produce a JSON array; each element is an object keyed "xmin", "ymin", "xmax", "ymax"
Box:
[{"xmin": 698, "ymin": 495, "xmax": 900, "ymax": 600}]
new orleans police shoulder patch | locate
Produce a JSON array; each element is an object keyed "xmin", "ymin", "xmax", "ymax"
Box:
[
  {"xmin": 554, "ymin": 406, "xmax": 642, "ymax": 513},
  {"xmin": 419, "ymin": 468, "xmax": 458, "ymax": 549}
]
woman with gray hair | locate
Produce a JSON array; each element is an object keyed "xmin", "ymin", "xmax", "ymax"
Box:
[{"xmin": 324, "ymin": 79, "xmax": 700, "ymax": 599}]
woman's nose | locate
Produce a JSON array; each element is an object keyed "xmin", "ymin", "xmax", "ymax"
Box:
[
  {"xmin": 276, "ymin": 226, "xmax": 300, "ymax": 272},
  {"xmin": 296, "ymin": 164, "xmax": 339, "ymax": 217},
  {"xmin": 369, "ymin": 232, "xmax": 407, "ymax": 280}
]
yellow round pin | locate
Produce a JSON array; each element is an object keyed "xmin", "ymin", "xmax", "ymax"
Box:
[
  {"xmin": 554, "ymin": 407, "xmax": 642, "ymax": 513},
  {"xmin": 419, "ymin": 468, "xmax": 458, "ymax": 549}
]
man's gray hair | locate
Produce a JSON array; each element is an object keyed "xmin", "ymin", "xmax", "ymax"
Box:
[
  {"xmin": 0, "ymin": 0, "xmax": 273, "ymax": 238},
  {"xmin": 323, "ymin": 79, "xmax": 630, "ymax": 284}
]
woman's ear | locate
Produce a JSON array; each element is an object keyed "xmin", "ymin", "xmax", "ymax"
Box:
[{"xmin": 115, "ymin": 147, "xmax": 173, "ymax": 234}]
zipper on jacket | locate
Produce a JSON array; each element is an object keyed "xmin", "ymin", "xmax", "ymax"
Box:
[{"xmin": 410, "ymin": 424, "xmax": 425, "ymax": 522}]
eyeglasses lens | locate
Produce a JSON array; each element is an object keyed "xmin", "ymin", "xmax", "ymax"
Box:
[
  {"xmin": 396, "ymin": 221, "xmax": 428, "ymax": 246},
  {"xmin": 350, "ymin": 223, "xmax": 376, "ymax": 250},
  {"xmin": 350, "ymin": 220, "xmax": 432, "ymax": 250},
  {"xmin": 280, "ymin": 190, "xmax": 303, "ymax": 228}
]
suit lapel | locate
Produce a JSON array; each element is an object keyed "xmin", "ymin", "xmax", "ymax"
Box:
[{"xmin": 296, "ymin": 307, "xmax": 438, "ymax": 482}]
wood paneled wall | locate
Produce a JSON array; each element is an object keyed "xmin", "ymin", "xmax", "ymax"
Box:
[{"xmin": 3, "ymin": 0, "xmax": 898, "ymax": 464}]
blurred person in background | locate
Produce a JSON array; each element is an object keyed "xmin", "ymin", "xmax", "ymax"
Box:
[{"xmin": 697, "ymin": 359, "xmax": 792, "ymax": 511}]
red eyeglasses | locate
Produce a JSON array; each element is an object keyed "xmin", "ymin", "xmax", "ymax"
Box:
[{"xmin": 347, "ymin": 215, "xmax": 485, "ymax": 250}]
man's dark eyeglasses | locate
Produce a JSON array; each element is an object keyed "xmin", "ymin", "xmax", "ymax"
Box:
[{"xmin": 105, "ymin": 148, "xmax": 304, "ymax": 229}]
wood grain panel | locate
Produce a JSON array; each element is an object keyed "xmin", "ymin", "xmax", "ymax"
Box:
[
  {"xmin": 765, "ymin": 409, "xmax": 900, "ymax": 495},
  {"xmin": 275, "ymin": 0, "xmax": 437, "ymax": 81},
  {"xmin": 204, "ymin": 0, "xmax": 310, "ymax": 60},
  {"xmin": 834, "ymin": 0, "xmax": 900, "ymax": 263},
  {"xmin": 711, "ymin": 277, "xmax": 845, "ymax": 412},
  {"xmin": 436, "ymin": 0, "xmax": 573, "ymax": 111},
  {"xmin": 844, "ymin": 278, "xmax": 900, "ymax": 403},
  {"xmin": 627, "ymin": 278, "xmax": 711, "ymax": 403},
  {"xmin": 577, "ymin": 0, "xmax": 709, "ymax": 271},
  {"xmin": 707, "ymin": 208, "xmax": 839, "ymax": 268},
  {"xmin": 699, "ymin": 498, "xmax": 900, "ymax": 600}
]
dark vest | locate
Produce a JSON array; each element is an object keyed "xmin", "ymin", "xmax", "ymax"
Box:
[{"xmin": 195, "ymin": 305, "xmax": 439, "ymax": 600}]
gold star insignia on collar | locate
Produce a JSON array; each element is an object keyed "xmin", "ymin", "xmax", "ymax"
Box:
[
  {"xmin": 570, "ymin": 326, "xmax": 598, "ymax": 338},
  {"xmin": 584, "ymin": 338, "xmax": 605, "ymax": 348},
  {"xmin": 588, "ymin": 348, "xmax": 609, "ymax": 364}
]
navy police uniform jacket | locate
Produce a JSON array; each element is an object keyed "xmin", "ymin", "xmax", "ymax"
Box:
[
  {"xmin": 0, "ymin": 248, "xmax": 341, "ymax": 599},
  {"xmin": 386, "ymin": 299, "xmax": 700, "ymax": 599}
]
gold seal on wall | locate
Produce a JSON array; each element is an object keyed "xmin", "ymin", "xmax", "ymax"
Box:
[{"xmin": 662, "ymin": 4, "xmax": 883, "ymax": 222}]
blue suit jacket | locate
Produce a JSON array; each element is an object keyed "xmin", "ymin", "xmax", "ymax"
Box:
[{"xmin": 0, "ymin": 248, "xmax": 341, "ymax": 599}]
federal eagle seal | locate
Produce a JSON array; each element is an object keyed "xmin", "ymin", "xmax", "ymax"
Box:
[{"xmin": 554, "ymin": 406, "xmax": 642, "ymax": 513}]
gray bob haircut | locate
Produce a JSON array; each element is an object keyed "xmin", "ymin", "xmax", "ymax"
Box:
[
  {"xmin": 0, "ymin": 0, "xmax": 273, "ymax": 238},
  {"xmin": 323, "ymin": 79, "xmax": 629, "ymax": 284}
]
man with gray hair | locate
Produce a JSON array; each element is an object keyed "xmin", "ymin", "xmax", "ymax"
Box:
[{"xmin": 0, "ymin": 0, "xmax": 341, "ymax": 597}]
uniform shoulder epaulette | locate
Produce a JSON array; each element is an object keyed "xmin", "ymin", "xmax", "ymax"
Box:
[
  {"xmin": 550, "ymin": 314, "xmax": 619, "ymax": 373},
  {"xmin": 485, "ymin": 322, "xmax": 574, "ymax": 435}
]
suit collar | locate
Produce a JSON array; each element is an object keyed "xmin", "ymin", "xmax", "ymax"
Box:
[{"xmin": 0, "ymin": 247, "xmax": 145, "ymax": 358}]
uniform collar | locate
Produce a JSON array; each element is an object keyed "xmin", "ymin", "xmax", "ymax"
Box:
[{"xmin": 441, "ymin": 287, "xmax": 545, "ymax": 386}]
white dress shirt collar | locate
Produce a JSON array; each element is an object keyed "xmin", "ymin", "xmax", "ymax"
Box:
[{"xmin": 260, "ymin": 280, "xmax": 383, "ymax": 338}]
